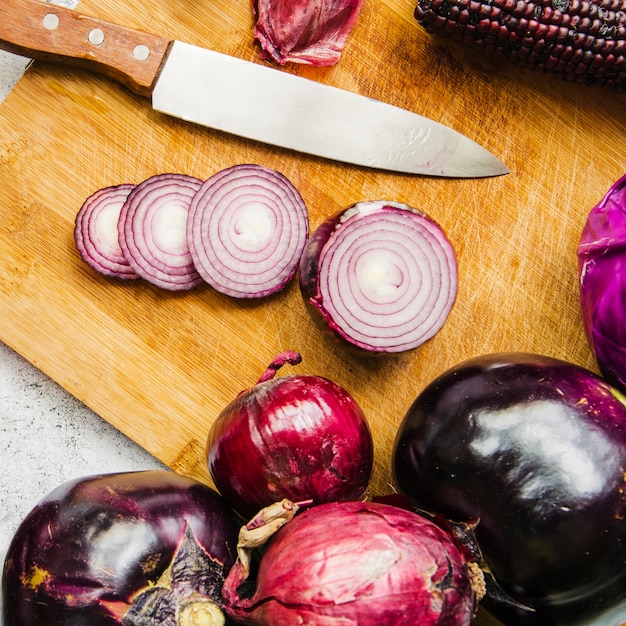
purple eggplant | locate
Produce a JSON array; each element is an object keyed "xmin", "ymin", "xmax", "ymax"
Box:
[
  {"xmin": 2, "ymin": 470, "xmax": 239, "ymax": 625},
  {"xmin": 392, "ymin": 353, "xmax": 626, "ymax": 625}
]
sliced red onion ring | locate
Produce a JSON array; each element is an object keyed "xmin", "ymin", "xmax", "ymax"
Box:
[
  {"xmin": 74, "ymin": 184, "xmax": 138, "ymax": 279},
  {"xmin": 299, "ymin": 201, "xmax": 458, "ymax": 354},
  {"xmin": 187, "ymin": 164, "xmax": 309, "ymax": 298},
  {"xmin": 118, "ymin": 173, "xmax": 204, "ymax": 291}
]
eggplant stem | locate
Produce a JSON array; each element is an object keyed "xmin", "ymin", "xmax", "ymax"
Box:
[{"xmin": 179, "ymin": 597, "xmax": 225, "ymax": 626}]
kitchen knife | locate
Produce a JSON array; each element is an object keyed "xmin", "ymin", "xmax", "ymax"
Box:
[{"xmin": 0, "ymin": 0, "xmax": 509, "ymax": 177}]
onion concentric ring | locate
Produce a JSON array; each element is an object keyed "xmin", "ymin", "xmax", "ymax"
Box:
[
  {"xmin": 74, "ymin": 184, "xmax": 138, "ymax": 279},
  {"xmin": 118, "ymin": 173, "xmax": 204, "ymax": 291},
  {"xmin": 187, "ymin": 164, "xmax": 309, "ymax": 298},
  {"xmin": 299, "ymin": 201, "xmax": 457, "ymax": 354}
]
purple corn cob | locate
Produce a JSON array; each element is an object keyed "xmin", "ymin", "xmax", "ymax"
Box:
[{"xmin": 415, "ymin": 0, "xmax": 626, "ymax": 88}]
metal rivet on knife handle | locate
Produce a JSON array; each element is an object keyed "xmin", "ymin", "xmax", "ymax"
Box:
[
  {"xmin": 42, "ymin": 13, "xmax": 59, "ymax": 30},
  {"xmin": 88, "ymin": 29, "xmax": 105, "ymax": 46},
  {"xmin": 133, "ymin": 45, "xmax": 151, "ymax": 62},
  {"xmin": 0, "ymin": 0, "xmax": 172, "ymax": 96}
]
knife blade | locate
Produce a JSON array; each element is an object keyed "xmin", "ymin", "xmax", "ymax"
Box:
[{"xmin": 0, "ymin": 0, "xmax": 509, "ymax": 177}]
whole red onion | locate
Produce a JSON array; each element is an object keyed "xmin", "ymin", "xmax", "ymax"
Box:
[
  {"xmin": 222, "ymin": 499, "xmax": 485, "ymax": 625},
  {"xmin": 206, "ymin": 351, "xmax": 374, "ymax": 519}
]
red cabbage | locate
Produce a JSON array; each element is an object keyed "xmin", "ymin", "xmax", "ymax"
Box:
[{"xmin": 578, "ymin": 173, "xmax": 626, "ymax": 391}]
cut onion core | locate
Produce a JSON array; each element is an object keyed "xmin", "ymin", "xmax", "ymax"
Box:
[
  {"xmin": 74, "ymin": 184, "xmax": 138, "ymax": 279},
  {"xmin": 118, "ymin": 173, "xmax": 204, "ymax": 291},
  {"xmin": 300, "ymin": 201, "xmax": 457, "ymax": 354},
  {"xmin": 187, "ymin": 164, "xmax": 309, "ymax": 298}
]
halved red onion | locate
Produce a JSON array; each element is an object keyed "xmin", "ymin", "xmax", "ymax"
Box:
[
  {"xmin": 299, "ymin": 201, "xmax": 458, "ymax": 354},
  {"xmin": 74, "ymin": 184, "xmax": 138, "ymax": 279},
  {"xmin": 118, "ymin": 173, "xmax": 204, "ymax": 291},
  {"xmin": 187, "ymin": 164, "xmax": 309, "ymax": 298}
]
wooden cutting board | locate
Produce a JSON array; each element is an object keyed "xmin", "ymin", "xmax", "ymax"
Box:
[{"xmin": 1, "ymin": 0, "xmax": 625, "ymax": 622}]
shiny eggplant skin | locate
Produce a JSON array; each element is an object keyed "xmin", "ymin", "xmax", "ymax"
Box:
[
  {"xmin": 2, "ymin": 470, "xmax": 239, "ymax": 625},
  {"xmin": 392, "ymin": 353, "xmax": 626, "ymax": 625}
]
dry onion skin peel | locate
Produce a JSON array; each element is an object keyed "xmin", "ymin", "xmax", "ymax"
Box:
[
  {"xmin": 392, "ymin": 353, "xmax": 626, "ymax": 625},
  {"xmin": 221, "ymin": 499, "xmax": 486, "ymax": 625},
  {"xmin": 118, "ymin": 173, "xmax": 204, "ymax": 291},
  {"xmin": 578, "ymin": 173, "xmax": 626, "ymax": 391},
  {"xmin": 206, "ymin": 351, "xmax": 374, "ymax": 519},
  {"xmin": 2, "ymin": 470, "xmax": 239, "ymax": 626},
  {"xmin": 74, "ymin": 183, "xmax": 139, "ymax": 280},
  {"xmin": 299, "ymin": 201, "xmax": 458, "ymax": 355},
  {"xmin": 187, "ymin": 164, "xmax": 309, "ymax": 299},
  {"xmin": 251, "ymin": 0, "xmax": 364, "ymax": 65}
]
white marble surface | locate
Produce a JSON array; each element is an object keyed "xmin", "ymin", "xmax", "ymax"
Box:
[
  {"xmin": 0, "ymin": 344, "xmax": 167, "ymax": 609},
  {"xmin": 0, "ymin": 50, "xmax": 165, "ymax": 617}
]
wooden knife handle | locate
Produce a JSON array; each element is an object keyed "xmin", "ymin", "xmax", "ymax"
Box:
[{"xmin": 0, "ymin": 0, "xmax": 173, "ymax": 97}]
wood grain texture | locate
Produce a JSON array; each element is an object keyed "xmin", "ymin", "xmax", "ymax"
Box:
[
  {"xmin": 0, "ymin": 0, "xmax": 624, "ymax": 623},
  {"xmin": 0, "ymin": 0, "xmax": 171, "ymax": 96}
]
